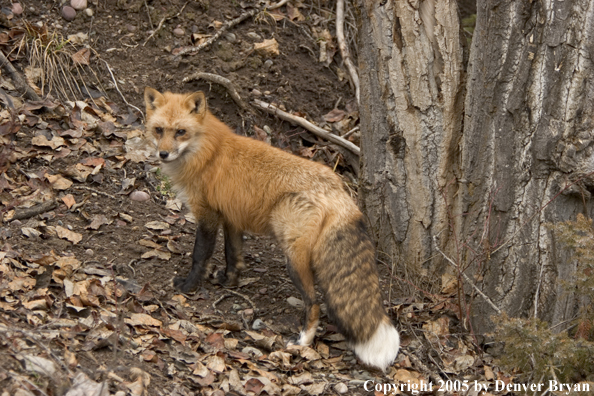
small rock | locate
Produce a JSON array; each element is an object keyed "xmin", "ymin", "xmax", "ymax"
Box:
[
  {"xmin": 130, "ymin": 190, "xmax": 150, "ymax": 202},
  {"xmin": 251, "ymin": 89, "xmax": 262, "ymax": 97},
  {"xmin": 264, "ymin": 59, "xmax": 273, "ymax": 69},
  {"xmin": 173, "ymin": 27, "xmax": 185, "ymax": 37},
  {"xmin": 259, "ymin": 287, "xmax": 267, "ymax": 294},
  {"xmin": 126, "ymin": 24, "xmax": 136, "ymax": 32},
  {"xmin": 84, "ymin": 8, "xmax": 93, "ymax": 17},
  {"xmin": 225, "ymin": 33, "xmax": 237, "ymax": 43},
  {"xmin": 334, "ymin": 383, "xmax": 348, "ymax": 394},
  {"xmin": 12, "ymin": 3, "xmax": 23, "ymax": 15},
  {"xmin": 85, "ymin": 249, "xmax": 94, "ymax": 256},
  {"xmin": 246, "ymin": 32, "xmax": 262, "ymax": 40},
  {"xmin": 252, "ymin": 319, "xmax": 265, "ymax": 330},
  {"xmin": 62, "ymin": 6, "xmax": 76, "ymax": 21},
  {"xmin": 287, "ymin": 296, "xmax": 304, "ymax": 308},
  {"xmin": 70, "ymin": 0, "xmax": 87, "ymax": 11}
]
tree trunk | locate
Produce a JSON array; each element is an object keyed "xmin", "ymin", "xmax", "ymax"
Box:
[
  {"xmin": 457, "ymin": 0, "xmax": 594, "ymax": 332},
  {"xmin": 358, "ymin": 0, "xmax": 464, "ymax": 281},
  {"xmin": 359, "ymin": 0, "xmax": 594, "ymax": 333}
]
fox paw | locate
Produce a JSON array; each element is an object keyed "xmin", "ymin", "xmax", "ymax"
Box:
[
  {"xmin": 211, "ymin": 270, "xmax": 239, "ymax": 287},
  {"xmin": 172, "ymin": 276, "xmax": 197, "ymax": 293}
]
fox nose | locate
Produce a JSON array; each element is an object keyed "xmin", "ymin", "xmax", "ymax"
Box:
[{"xmin": 159, "ymin": 151, "xmax": 169, "ymax": 159}]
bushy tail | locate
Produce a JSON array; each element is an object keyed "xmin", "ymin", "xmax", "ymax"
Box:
[{"xmin": 313, "ymin": 216, "xmax": 400, "ymax": 370}]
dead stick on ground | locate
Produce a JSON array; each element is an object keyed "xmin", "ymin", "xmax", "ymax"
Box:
[
  {"xmin": 143, "ymin": 1, "xmax": 189, "ymax": 46},
  {"xmin": 174, "ymin": 7, "xmax": 260, "ymax": 57},
  {"xmin": 72, "ymin": 185, "xmax": 118, "ymax": 200},
  {"xmin": 336, "ymin": 0, "xmax": 360, "ymax": 103},
  {"xmin": 101, "ymin": 60, "xmax": 144, "ymax": 121},
  {"xmin": 401, "ymin": 349, "xmax": 442, "ymax": 385},
  {"xmin": 183, "ymin": 72, "xmax": 247, "ymax": 110},
  {"xmin": 226, "ymin": 289, "xmax": 257, "ymax": 313},
  {"xmin": 252, "ymin": 99, "xmax": 361, "ymax": 156},
  {"xmin": 0, "ymin": 51, "xmax": 41, "ymax": 101},
  {"xmin": 433, "ymin": 235, "xmax": 502, "ymax": 314},
  {"xmin": 10, "ymin": 199, "xmax": 57, "ymax": 221}
]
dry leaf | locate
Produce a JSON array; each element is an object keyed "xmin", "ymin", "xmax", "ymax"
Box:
[
  {"xmin": 8, "ymin": 276, "xmax": 36, "ymax": 291},
  {"xmin": 441, "ymin": 272, "xmax": 459, "ymax": 294},
  {"xmin": 323, "ymin": 108, "xmax": 346, "ymax": 123},
  {"xmin": 166, "ymin": 198, "xmax": 183, "ymax": 211},
  {"xmin": 62, "ymin": 194, "xmax": 76, "ymax": 208},
  {"xmin": 144, "ymin": 221, "xmax": 170, "ymax": 230},
  {"xmin": 72, "ymin": 48, "xmax": 91, "ymax": 65},
  {"xmin": 287, "ymin": 3, "xmax": 305, "ymax": 21},
  {"xmin": 46, "ymin": 174, "xmax": 73, "ymax": 190},
  {"xmin": 125, "ymin": 313, "xmax": 162, "ymax": 327},
  {"xmin": 32, "ymin": 134, "xmax": 66, "ymax": 149},
  {"xmin": 205, "ymin": 355, "xmax": 226, "ymax": 373},
  {"xmin": 254, "ymin": 38, "xmax": 279, "ymax": 57},
  {"xmin": 139, "ymin": 239, "xmax": 163, "ymax": 249},
  {"xmin": 141, "ymin": 249, "xmax": 171, "ymax": 260},
  {"xmin": 86, "ymin": 214, "xmax": 112, "ymax": 230},
  {"xmin": 56, "ymin": 226, "xmax": 83, "ymax": 244}
]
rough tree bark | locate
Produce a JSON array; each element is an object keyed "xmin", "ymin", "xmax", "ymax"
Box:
[
  {"xmin": 359, "ymin": 0, "xmax": 594, "ymax": 333},
  {"xmin": 457, "ymin": 1, "xmax": 594, "ymax": 332},
  {"xmin": 358, "ymin": 0, "xmax": 464, "ymax": 280}
]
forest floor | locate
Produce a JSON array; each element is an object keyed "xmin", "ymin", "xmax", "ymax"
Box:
[{"xmin": 0, "ymin": 0, "xmax": 537, "ymax": 395}]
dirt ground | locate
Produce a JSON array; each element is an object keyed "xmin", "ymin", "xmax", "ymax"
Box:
[{"xmin": 0, "ymin": 1, "xmax": 492, "ymax": 395}]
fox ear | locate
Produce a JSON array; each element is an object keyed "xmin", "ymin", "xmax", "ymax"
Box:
[
  {"xmin": 187, "ymin": 91, "xmax": 207, "ymax": 117},
  {"xmin": 144, "ymin": 87, "xmax": 164, "ymax": 115}
]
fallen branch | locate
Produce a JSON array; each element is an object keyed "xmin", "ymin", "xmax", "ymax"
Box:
[
  {"xmin": 401, "ymin": 349, "xmax": 442, "ymax": 385},
  {"xmin": 432, "ymin": 235, "xmax": 502, "ymax": 314},
  {"xmin": 174, "ymin": 7, "xmax": 260, "ymax": 57},
  {"xmin": 143, "ymin": 1, "xmax": 189, "ymax": 46},
  {"xmin": 0, "ymin": 51, "xmax": 41, "ymax": 101},
  {"xmin": 72, "ymin": 185, "xmax": 117, "ymax": 200},
  {"xmin": 183, "ymin": 72, "xmax": 247, "ymax": 110},
  {"xmin": 101, "ymin": 60, "xmax": 144, "ymax": 121},
  {"xmin": 10, "ymin": 199, "xmax": 57, "ymax": 221},
  {"xmin": 252, "ymin": 99, "xmax": 360, "ymax": 156},
  {"xmin": 336, "ymin": 0, "xmax": 360, "ymax": 103}
]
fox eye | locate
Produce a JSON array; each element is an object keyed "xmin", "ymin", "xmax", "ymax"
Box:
[
  {"xmin": 155, "ymin": 127, "xmax": 163, "ymax": 135},
  {"xmin": 176, "ymin": 129, "xmax": 186, "ymax": 137}
]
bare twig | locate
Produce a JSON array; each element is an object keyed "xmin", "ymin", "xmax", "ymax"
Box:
[
  {"xmin": 183, "ymin": 72, "xmax": 247, "ymax": 110},
  {"xmin": 0, "ymin": 50, "xmax": 41, "ymax": 101},
  {"xmin": 10, "ymin": 199, "xmax": 57, "ymax": 221},
  {"xmin": 336, "ymin": 0, "xmax": 360, "ymax": 103},
  {"xmin": 143, "ymin": 1, "xmax": 189, "ymax": 46},
  {"xmin": 101, "ymin": 60, "xmax": 144, "ymax": 121},
  {"xmin": 433, "ymin": 235, "xmax": 502, "ymax": 314},
  {"xmin": 174, "ymin": 7, "xmax": 261, "ymax": 57},
  {"xmin": 72, "ymin": 185, "xmax": 118, "ymax": 200},
  {"xmin": 269, "ymin": 0, "xmax": 290, "ymax": 10},
  {"xmin": 401, "ymin": 349, "xmax": 442, "ymax": 385},
  {"xmin": 226, "ymin": 289, "xmax": 257, "ymax": 313},
  {"xmin": 252, "ymin": 99, "xmax": 361, "ymax": 156}
]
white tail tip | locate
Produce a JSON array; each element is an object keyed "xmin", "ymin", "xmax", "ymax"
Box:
[{"xmin": 353, "ymin": 320, "xmax": 400, "ymax": 370}]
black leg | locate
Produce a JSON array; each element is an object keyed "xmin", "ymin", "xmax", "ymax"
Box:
[
  {"xmin": 215, "ymin": 223, "xmax": 244, "ymax": 286},
  {"xmin": 173, "ymin": 217, "xmax": 219, "ymax": 293}
]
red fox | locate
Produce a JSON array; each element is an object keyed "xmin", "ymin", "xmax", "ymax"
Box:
[{"xmin": 144, "ymin": 87, "xmax": 400, "ymax": 370}]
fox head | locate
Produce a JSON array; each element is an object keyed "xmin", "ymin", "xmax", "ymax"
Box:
[{"xmin": 144, "ymin": 87, "xmax": 208, "ymax": 162}]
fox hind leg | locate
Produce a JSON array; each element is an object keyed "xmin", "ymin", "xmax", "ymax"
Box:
[
  {"xmin": 285, "ymin": 240, "xmax": 320, "ymax": 347},
  {"xmin": 173, "ymin": 212, "xmax": 219, "ymax": 293}
]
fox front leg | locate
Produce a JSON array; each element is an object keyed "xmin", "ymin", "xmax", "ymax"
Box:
[
  {"xmin": 173, "ymin": 216, "xmax": 219, "ymax": 293},
  {"xmin": 212, "ymin": 223, "xmax": 245, "ymax": 286}
]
